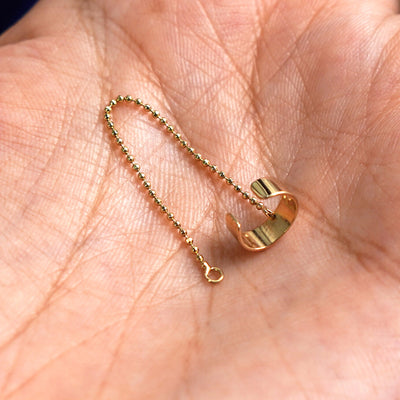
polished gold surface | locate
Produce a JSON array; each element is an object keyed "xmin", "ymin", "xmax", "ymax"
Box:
[
  {"xmin": 226, "ymin": 178, "xmax": 298, "ymax": 251},
  {"xmin": 104, "ymin": 97, "xmax": 298, "ymax": 283}
]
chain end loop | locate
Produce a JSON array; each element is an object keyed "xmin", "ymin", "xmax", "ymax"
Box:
[{"xmin": 202, "ymin": 262, "xmax": 224, "ymax": 283}]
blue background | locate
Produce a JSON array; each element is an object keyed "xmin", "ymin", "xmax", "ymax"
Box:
[{"xmin": 1, "ymin": 0, "xmax": 38, "ymax": 34}]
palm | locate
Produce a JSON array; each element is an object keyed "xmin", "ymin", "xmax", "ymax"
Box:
[{"xmin": 1, "ymin": 1, "xmax": 399, "ymax": 398}]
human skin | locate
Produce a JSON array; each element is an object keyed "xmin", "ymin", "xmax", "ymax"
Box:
[{"xmin": 0, "ymin": 0, "xmax": 399, "ymax": 398}]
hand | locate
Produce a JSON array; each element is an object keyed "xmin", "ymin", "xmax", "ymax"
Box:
[{"xmin": 0, "ymin": 1, "xmax": 399, "ymax": 398}]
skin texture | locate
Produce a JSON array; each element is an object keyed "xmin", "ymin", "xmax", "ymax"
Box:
[{"xmin": 0, "ymin": 0, "xmax": 400, "ymax": 398}]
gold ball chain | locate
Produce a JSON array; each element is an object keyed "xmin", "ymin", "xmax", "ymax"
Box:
[{"xmin": 104, "ymin": 95, "xmax": 274, "ymax": 283}]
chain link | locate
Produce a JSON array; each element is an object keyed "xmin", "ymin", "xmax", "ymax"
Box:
[{"xmin": 104, "ymin": 95, "xmax": 274, "ymax": 283}]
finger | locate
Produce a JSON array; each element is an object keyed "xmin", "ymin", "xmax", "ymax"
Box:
[
  {"xmin": 0, "ymin": 0, "xmax": 72, "ymax": 47},
  {"xmin": 0, "ymin": 1, "xmax": 40, "ymax": 46}
]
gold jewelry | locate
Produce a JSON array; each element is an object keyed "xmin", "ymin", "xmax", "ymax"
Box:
[{"xmin": 104, "ymin": 96, "xmax": 298, "ymax": 284}]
